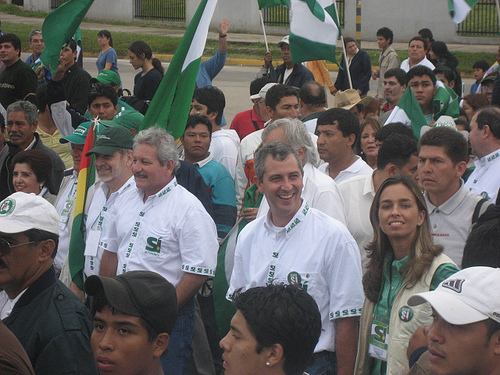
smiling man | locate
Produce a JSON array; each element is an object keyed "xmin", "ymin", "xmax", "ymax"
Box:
[
  {"xmin": 228, "ymin": 142, "xmax": 363, "ymax": 375},
  {"xmin": 419, "ymin": 127, "xmax": 487, "ymax": 266},
  {"xmin": 221, "ymin": 284, "xmax": 321, "ymax": 375},
  {"xmin": 99, "ymin": 126, "xmax": 218, "ymax": 375},
  {"xmin": 0, "ymin": 33, "xmax": 37, "ymax": 110},
  {"xmin": 408, "ymin": 266, "xmax": 500, "ymax": 375},
  {"xmin": 0, "ymin": 192, "xmax": 97, "ymax": 375},
  {"xmin": 25, "ymin": 30, "xmax": 51, "ymax": 85},
  {"xmin": 85, "ymin": 270, "xmax": 177, "ymax": 375}
]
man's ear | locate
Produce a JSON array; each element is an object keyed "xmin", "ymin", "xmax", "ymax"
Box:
[
  {"xmin": 153, "ymin": 333, "xmax": 170, "ymax": 358},
  {"xmin": 38, "ymin": 239, "xmax": 56, "ymax": 262},
  {"xmin": 264, "ymin": 343, "xmax": 285, "ymax": 367}
]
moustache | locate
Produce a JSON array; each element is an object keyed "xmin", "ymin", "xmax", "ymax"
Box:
[
  {"xmin": 96, "ymin": 165, "xmax": 111, "ymax": 172},
  {"xmin": 9, "ymin": 132, "xmax": 22, "ymax": 138},
  {"xmin": 134, "ymin": 173, "xmax": 147, "ymax": 179}
]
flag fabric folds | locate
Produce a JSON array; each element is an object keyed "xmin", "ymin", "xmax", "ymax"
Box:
[
  {"xmin": 40, "ymin": 0, "xmax": 94, "ymax": 75},
  {"xmin": 258, "ymin": 0, "xmax": 290, "ymax": 8},
  {"xmin": 384, "ymin": 87, "xmax": 428, "ymax": 140},
  {"xmin": 289, "ymin": 0, "xmax": 340, "ymax": 63},
  {"xmin": 448, "ymin": 0, "xmax": 480, "ymax": 23},
  {"xmin": 139, "ymin": 0, "xmax": 218, "ymax": 140},
  {"xmin": 68, "ymin": 120, "xmax": 96, "ymax": 290}
]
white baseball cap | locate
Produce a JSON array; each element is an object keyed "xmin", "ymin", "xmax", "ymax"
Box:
[
  {"xmin": 0, "ymin": 192, "xmax": 59, "ymax": 235},
  {"xmin": 250, "ymin": 82, "xmax": 279, "ymax": 101},
  {"xmin": 408, "ymin": 267, "xmax": 500, "ymax": 325}
]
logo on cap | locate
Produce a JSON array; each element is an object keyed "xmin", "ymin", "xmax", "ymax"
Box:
[
  {"xmin": 442, "ymin": 278, "xmax": 465, "ymax": 293},
  {"xmin": 0, "ymin": 198, "xmax": 16, "ymax": 216}
]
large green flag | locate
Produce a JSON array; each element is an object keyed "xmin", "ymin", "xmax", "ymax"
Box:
[
  {"xmin": 258, "ymin": 0, "xmax": 290, "ymax": 9},
  {"xmin": 448, "ymin": 0, "xmax": 480, "ymax": 23},
  {"xmin": 40, "ymin": 0, "xmax": 94, "ymax": 75},
  {"xmin": 139, "ymin": 0, "xmax": 218, "ymax": 139},
  {"xmin": 289, "ymin": 0, "xmax": 341, "ymax": 63}
]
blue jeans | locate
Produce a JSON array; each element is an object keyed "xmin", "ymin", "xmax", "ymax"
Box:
[
  {"xmin": 162, "ymin": 298, "xmax": 195, "ymax": 375},
  {"xmin": 305, "ymin": 351, "xmax": 337, "ymax": 375}
]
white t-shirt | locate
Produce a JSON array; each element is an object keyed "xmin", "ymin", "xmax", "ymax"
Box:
[
  {"xmin": 228, "ymin": 200, "xmax": 364, "ymax": 353},
  {"xmin": 99, "ymin": 177, "xmax": 218, "ymax": 286},
  {"xmin": 209, "ymin": 128, "xmax": 240, "ymax": 179},
  {"xmin": 318, "ymin": 156, "xmax": 373, "ymax": 184}
]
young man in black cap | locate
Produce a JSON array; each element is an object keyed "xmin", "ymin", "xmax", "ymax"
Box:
[{"xmin": 85, "ymin": 270, "xmax": 178, "ymax": 375}]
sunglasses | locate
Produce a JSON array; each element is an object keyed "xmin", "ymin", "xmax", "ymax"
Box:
[{"xmin": 0, "ymin": 238, "xmax": 37, "ymax": 256}]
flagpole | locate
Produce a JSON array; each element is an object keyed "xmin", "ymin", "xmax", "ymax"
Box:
[
  {"xmin": 259, "ymin": 10, "xmax": 270, "ymax": 51},
  {"xmin": 496, "ymin": 0, "xmax": 500, "ymax": 29},
  {"xmin": 333, "ymin": 0, "xmax": 353, "ymax": 89}
]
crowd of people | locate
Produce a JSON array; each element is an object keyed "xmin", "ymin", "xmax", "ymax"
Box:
[{"xmin": 0, "ymin": 20, "xmax": 500, "ymax": 375}]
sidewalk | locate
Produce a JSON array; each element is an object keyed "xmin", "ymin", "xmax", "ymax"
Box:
[{"xmin": 2, "ymin": 10, "xmax": 498, "ymax": 66}]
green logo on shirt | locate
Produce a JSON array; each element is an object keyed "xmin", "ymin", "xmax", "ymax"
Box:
[
  {"xmin": 145, "ymin": 237, "xmax": 162, "ymax": 253},
  {"xmin": 287, "ymin": 271, "xmax": 308, "ymax": 292},
  {"xmin": 399, "ymin": 306, "xmax": 413, "ymax": 322}
]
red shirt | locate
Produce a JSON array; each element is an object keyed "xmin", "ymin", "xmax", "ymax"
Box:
[{"xmin": 230, "ymin": 107, "xmax": 265, "ymax": 140}]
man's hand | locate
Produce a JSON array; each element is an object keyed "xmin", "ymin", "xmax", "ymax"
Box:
[
  {"xmin": 219, "ymin": 18, "xmax": 231, "ymax": 35},
  {"xmin": 372, "ymin": 70, "xmax": 379, "ymax": 80},
  {"xmin": 52, "ymin": 57, "xmax": 66, "ymax": 82},
  {"xmin": 35, "ymin": 65, "xmax": 45, "ymax": 81},
  {"xmin": 264, "ymin": 51, "xmax": 273, "ymax": 68},
  {"xmin": 240, "ymin": 207, "xmax": 258, "ymax": 222}
]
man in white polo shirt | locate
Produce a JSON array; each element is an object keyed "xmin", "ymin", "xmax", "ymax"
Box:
[
  {"xmin": 316, "ymin": 108, "xmax": 373, "ymax": 183},
  {"xmin": 465, "ymin": 106, "xmax": 500, "ymax": 202},
  {"xmin": 98, "ymin": 126, "xmax": 218, "ymax": 375},
  {"xmin": 228, "ymin": 142, "xmax": 363, "ymax": 375}
]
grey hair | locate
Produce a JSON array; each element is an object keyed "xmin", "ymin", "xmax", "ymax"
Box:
[
  {"xmin": 262, "ymin": 118, "xmax": 320, "ymax": 166},
  {"xmin": 7, "ymin": 101, "xmax": 38, "ymax": 126},
  {"xmin": 29, "ymin": 30, "xmax": 42, "ymax": 42},
  {"xmin": 254, "ymin": 141, "xmax": 303, "ymax": 182},
  {"xmin": 133, "ymin": 126, "xmax": 180, "ymax": 173}
]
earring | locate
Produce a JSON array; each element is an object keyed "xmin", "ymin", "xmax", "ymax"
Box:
[{"xmin": 266, "ymin": 361, "xmax": 271, "ymax": 366}]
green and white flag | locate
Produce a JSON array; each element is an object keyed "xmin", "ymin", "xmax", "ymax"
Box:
[
  {"xmin": 258, "ymin": 0, "xmax": 290, "ymax": 8},
  {"xmin": 448, "ymin": 0, "xmax": 480, "ymax": 23},
  {"xmin": 289, "ymin": 0, "xmax": 341, "ymax": 63},
  {"xmin": 384, "ymin": 86, "xmax": 428, "ymax": 140},
  {"xmin": 140, "ymin": 0, "xmax": 217, "ymax": 139},
  {"xmin": 40, "ymin": 0, "xmax": 94, "ymax": 75},
  {"xmin": 434, "ymin": 80, "xmax": 460, "ymax": 119}
]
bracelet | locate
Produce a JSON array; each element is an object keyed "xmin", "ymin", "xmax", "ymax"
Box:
[{"xmin": 219, "ymin": 34, "xmax": 227, "ymax": 38}]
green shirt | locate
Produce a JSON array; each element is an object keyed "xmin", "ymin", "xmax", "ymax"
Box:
[{"xmin": 371, "ymin": 254, "xmax": 459, "ymax": 375}]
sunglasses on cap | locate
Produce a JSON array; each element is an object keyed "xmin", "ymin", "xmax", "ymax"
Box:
[{"xmin": 0, "ymin": 238, "xmax": 37, "ymax": 256}]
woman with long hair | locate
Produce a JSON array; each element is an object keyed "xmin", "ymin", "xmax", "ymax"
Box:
[
  {"xmin": 430, "ymin": 41, "xmax": 462, "ymax": 96},
  {"xmin": 359, "ymin": 117, "xmax": 382, "ymax": 169},
  {"xmin": 96, "ymin": 30, "xmax": 119, "ymax": 74},
  {"xmin": 462, "ymin": 93, "xmax": 490, "ymax": 122},
  {"xmin": 128, "ymin": 40, "xmax": 164, "ymax": 101},
  {"xmin": 355, "ymin": 175, "xmax": 458, "ymax": 375}
]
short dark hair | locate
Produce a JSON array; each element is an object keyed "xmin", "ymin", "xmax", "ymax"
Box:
[
  {"xmin": 434, "ymin": 66, "xmax": 456, "ymax": 86},
  {"xmin": 455, "ymin": 118, "xmax": 471, "ymax": 132},
  {"xmin": 88, "ymin": 83, "xmax": 118, "ymax": 107},
  {"xmin": 409, "ymin": 36, "xmax": 428, "ymax": 51},
  {"xmin": 250, "ymin": 77, "xmax": 271, "ymax": 96},
  {"xmin": 377, "ymin": 27, "xmax": 394, "ymax": 44},
  {"xmin": 90, "ymin": 292, "xmax": 159, "ymax": 343},
  {"xmin": 265, "ymin": 84, "xmax": 299, "ymax": 110},
  {"xmin": 476, "ymin": 106, "xmax": 500, "ymax": 139},
  {"xmin": 254, "ymin": 142, "xmax": 303, "ymax": 182},
  {"xmin": 23, "ymin": 228, "xmax": 59, "ymax": 259},
  {"xmin": 419, "ymin": 127, "xmax": 467, "ymax": 164},
  {"xmin": 406, "ymin": 65, "xmax": 436, "ymax": 86},
  {"xmin": 462, "ymin": 206, "xmax": 500, "ymax": 269},
  {"xmin": 66, "ymin": 39, "xmax": 77, "ymax": 52},
  {"xmin": 0, "ymin": 113, "xmax": 4, "ymax": 132},
  {"xmin": 384, "ymin": 68, "xmax": 407, "ymax": 86},
  {"xmin": 35, "ymin": 84, "xmax": 49, "ymax": 113},
  {"xmin": 0, "ymin": 33, "xmax": 21, "ymax": 52},
  {"xmin": 192, "ymin": 86, "xmax": 225, "ymax": 126},
  {"xmin": 11, "ymin": 149, "xmax": 52, "ymax": 185},
  {"xmin": 473, "ymin": 60, "xmax": 490, "ymax": 72},
  {"xmin": 317, "ymin": 108, "xmax": 360, "ymax": 149},
  {"xmin": 343, "ymin": 36, "xmax": 356, "ymax": 47},
  {"xmin": 377, "ymin": 133, "xmax": 417, "ymax": 170},
  {"xmin": 97, "ymin": 29, "xmax": 113, "ymax": 47},
  {"xmin": 375, "ymin": 122, "xmax": 415, "ymax": 142},
  {"xmin": 417, "ymin": 28, "xmax": 434, "ymax": 43},
  {"xmin": 299, "ymin": 81, "xmax": 326, "ymax": 106},
  {"xmin": 184, "ymin": 114, "xmax": 212, "ymax": 135},
  {"xmin": 233, "ymin": 284, "xmax": 322, "ymax": 375}
]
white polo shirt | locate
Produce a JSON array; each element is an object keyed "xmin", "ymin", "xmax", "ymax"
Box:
[
  {"xmin": 464, "ymin": 148, "xmax": 500, "ymax": 202},
  {"xmin": 99, "ymin": 177, "xmax": 218, "ymax": 285},
  {"xmin": 229, "ymin": 200, "xmax": 364, "ymax": 353},
  {"xmin": 337, "ymin": 171, "xmax": 376, "ymax": 270},
  {"xmin": 84, "ymin": 176, "xmax": 136, "ymax": 277},
  {"xmin": 425, "ymin": 185, "xmax": 484, "ymax": 266},
  {"xmin": 318, "ymin": 156, "xmax": 373, "ymax": 184},
  {"xmin": 400, "ymin": 56, "xmax": 435, "ymax": 72},
  {"xmin": 257, "ymin": 162, "xmax": 347, "ymax": 224}
]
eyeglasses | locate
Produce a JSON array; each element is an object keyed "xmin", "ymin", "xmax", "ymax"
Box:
[{"xmin": 0, "ymin": 238, "xmax": 37, "ymax": 256}]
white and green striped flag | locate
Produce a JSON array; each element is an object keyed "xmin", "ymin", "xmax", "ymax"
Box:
[
  {"xmin": 384, "ymin": 87, "xmax": 428, "ymax": 140},
  {"xmin": 140, "ymin": 0, "xmax": 217, "ymax": 139},
  {"xmin": 448, "ymin": 0, "xmax": 480, "ymax": 23},
  {"xmin": 289, "ymin": 0, "xmax": 341, "ymax": 63}
]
